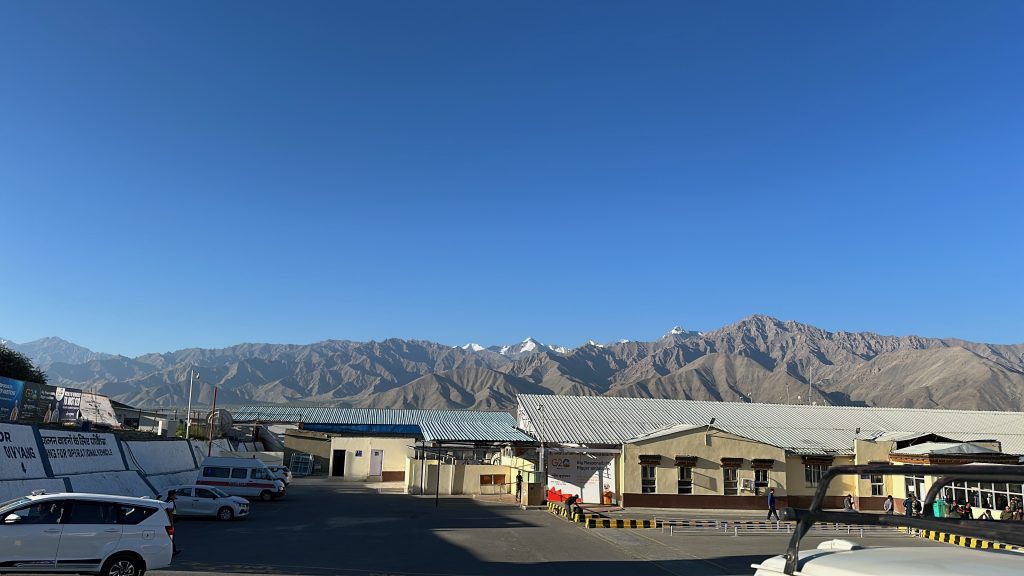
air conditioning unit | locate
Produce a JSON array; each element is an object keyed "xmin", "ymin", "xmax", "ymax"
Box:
[{"xmin": 740, "ymin": 478, "xmax": 755, "ymax": 492}]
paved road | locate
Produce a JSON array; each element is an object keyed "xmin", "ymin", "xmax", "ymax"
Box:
[{"xmin": 153, "ymin": 477, "xmax": 942, "ymax": 576}]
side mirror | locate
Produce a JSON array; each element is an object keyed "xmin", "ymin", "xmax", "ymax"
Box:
[{"xmin": 4, "ymin": 514, "xmax": 22, "ymax": 524}]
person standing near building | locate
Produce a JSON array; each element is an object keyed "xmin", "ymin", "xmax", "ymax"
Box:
[
  {"xmin": 767, "ymin": 488, "xmax": 780, "ymax": 521},
  {"xmin": 883, "ymin": 495, "xmax": 894, "ymax": 515},
  {"xmin": 903, "ymin": 494, "xmax": 914, "ymax": 517},
  {"xmin": 843, "ymin": 494, "xmax": 855, "ymax": 511},
  {"xmin": 515, "ymin": 472, "xmax": 523, "ymax": 503}
]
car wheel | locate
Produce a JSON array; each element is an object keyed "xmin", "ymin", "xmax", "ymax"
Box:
[
  {"xmin": 217, "ymin": 506, "xmax": 234, "ymax": 521},
  {"xmin": 101, "ymin": 553, "xmax": 145, "ymax": 576},
  {"xmin": 260, "ymin": 490, "xmax": 273, "ymax": 502}
]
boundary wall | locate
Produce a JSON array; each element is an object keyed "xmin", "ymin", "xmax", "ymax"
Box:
[{"xmin": 0, "ymin": 422, "xmax": 201, "ymax": 501}]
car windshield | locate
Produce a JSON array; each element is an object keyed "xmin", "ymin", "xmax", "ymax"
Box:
[
  {"xmin": 0, "ymin": 497, "xmax": 31, "ymax": 514},
  {"xmin": 210, "ymin": 487, "xmax": 230, "ymax": 498}
]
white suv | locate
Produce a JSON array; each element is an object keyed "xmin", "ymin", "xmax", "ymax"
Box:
[
  {"xmin": 266, "ymin": 465, "xmax": 292, "ymax": 486},
  {"xmin": 0, "ymin": 491, "xmax": 173, "ymax": 575}
]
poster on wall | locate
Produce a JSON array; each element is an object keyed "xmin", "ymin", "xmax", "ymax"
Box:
[
  {"xmin": 0, "ymin": 423, "xmax": 48, "ymax": 479},
  {"xmin": 39, "ymin": 429, "xmax": 125, "ymax": 475},
  {"xmin": 546, "ymin": 452, "xmax": 616, "ymax": 504},
  {"xmin": 0, "ymin": 376, "xmax": 26, "ymax": 421},
  {"xmin": 56, "ymin": 387, "xmax": 83, "ymax": 423},
  {"xmin": 17, "ymin": 381, "xmax": 57, "ymax": 423}
]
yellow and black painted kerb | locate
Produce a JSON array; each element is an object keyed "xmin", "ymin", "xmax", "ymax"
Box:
[
  {"xmin": 586, "ymin": 518, "xmax": 658, "ymax": 529},
  {"xmin": 546, "ymin": 502, "xmax": 602, "ymax": 524},
  {"xmin": 918, "ymin": 530, "xmax": 1022, "ymax": 551}
]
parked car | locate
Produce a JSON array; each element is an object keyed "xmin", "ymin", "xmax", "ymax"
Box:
[
  {"xmin": 195, "ymin": 456, "xmax": 286, "ymax": 501},
  {"xmin": 161, "ymin": 485, "xmax": 249, "ymax": 521},
  {"xmin": 0, "ymin": 490, "xmax": 173, "ymax": 575},
  {"xmin": 266, "ymin": 465, "xmax": 292, "ymax": 486}
]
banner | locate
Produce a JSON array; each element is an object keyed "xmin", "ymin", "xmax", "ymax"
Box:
[
  {"xmin": 56, "ymin": 387, "xmax": 83, "ymax": 423},
  {"xmin": 0, "ymin": 423, "xmax": 47, "ymax": 479},
  {"xmin": 17, "ymin": 381, "xmax": 57, "ymax": 423},
  {"xmin": 0, "ymin": 376, "xmax": 26, "ymax": 421},
  {"xmin": 546, "ymin": 452, "xmax": 616, "ymax": 504}
]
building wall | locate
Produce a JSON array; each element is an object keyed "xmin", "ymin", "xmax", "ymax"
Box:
[
  {"xmin": 621, "ymin": 427, "xmax": 786, "ymax": 508},
  {"xmin": 407, "ymin": 462, "xmax": 511, "ymax": 495},
  {"xmin": 283, "ymin": 429, "xmax": 332, "ymax": 476},
  {"xmin": 329, "ymin": 436, "xmax": 413, "ymax": 480}
]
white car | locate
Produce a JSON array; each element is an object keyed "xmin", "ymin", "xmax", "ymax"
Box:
[
  {"xmin": 0, "ymin": 490, "xmax": 173, "ymax": 575},
  {"xmin": 266, "ymin": 465, "xmax": 292, "ymax": 486},
  {"xmin": 161, "ymin": 485, "xmax": 249, "ymax": 521}
]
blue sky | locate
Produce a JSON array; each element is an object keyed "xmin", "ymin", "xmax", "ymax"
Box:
[{"xmin": 2, "ymin": 1, "xmax": 1022, "ymax": 357}]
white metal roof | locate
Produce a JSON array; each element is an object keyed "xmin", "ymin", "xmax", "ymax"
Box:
[
  {"xmin": 231, "ymin": 406, "xmax": 533, "ymax": 443},
  {"xmin": 518, "ymin": 395, "xmax": 1024, "ymax": 456},
  {"xmin": 891, "ymin": 442, "xmax": 999, "ymax": 455}
]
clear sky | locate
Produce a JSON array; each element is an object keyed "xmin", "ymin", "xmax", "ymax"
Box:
[{"xmin": 2, "ymin": 1, "xmax": 1022, "ymax": 357}]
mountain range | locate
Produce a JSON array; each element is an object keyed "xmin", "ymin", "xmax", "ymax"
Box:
[{"xmin": 5, "ymin": 315, "xmax": 1024, "ymax": 412}]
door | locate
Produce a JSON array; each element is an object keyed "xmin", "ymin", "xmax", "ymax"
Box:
[
  {"xmin": 171, "ymin": 487, "xmax": 194, "ymax": 515},
  {"xmin": 0, "ymin": 499, "xmax": 65, "ymax": 569},
  {"xmin": 331, "ymin": 450, "xmax": 346, "ymax": 477},
  {"xmin": 370, "ymin": 450, "xmax": 384, "ymax": 477},
  {"xmin": 193, "ymin": 488, "xmax": 220, "ymax": 515},
  {"xmin": 57, "ymin": 500, "xmax": 122, "ymax": 573}
]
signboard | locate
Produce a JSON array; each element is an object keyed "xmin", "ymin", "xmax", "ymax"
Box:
[
  {"xmin": 0, "ymin": 423, "xmax": 47, "ymax": 479},
  {"xmin": 17, "ymin": 381, "xmax": 58, "ymax": 423},
  {"xmin": 546, "ymin": 452, "xmax": 616, "ymax": 504},
  {"xmin": 55, "ymin": 387, "xmax": 83, "ymax": 423},
  {"xmin": 39, "ymin": 430, "xmax": 125, "ymax": 475},
  {"xmin": 0, "ymin": 376, "xmax": 26, "ymax": 421}
]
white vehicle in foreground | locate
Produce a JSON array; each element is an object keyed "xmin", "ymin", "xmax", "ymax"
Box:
[
  {"xmin": 161, "ymin": 485, "xmax": 249, "ymax": 521},
  {"xmin": 0, "ymin": 490, "xmax": 173, "ymax": 575},
  {"xmin": 752, "ymin": 464, "xmax": 1024, "ymax": 576}
]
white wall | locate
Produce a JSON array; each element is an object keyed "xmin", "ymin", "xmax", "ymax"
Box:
[
  {"xmin": 0, "ymin": 478, "xmax": 68, "ymax": 502},
  {"xmin": 0, "ymin": 423, "xmax": 48, "ymax": 480},
  {"xmin": 124, "ymin": 440, "xmax": 197, "ymax": 475},
  {"xmin": 62, "ymin": 471, "xmax": 154, "ymax": 498}
]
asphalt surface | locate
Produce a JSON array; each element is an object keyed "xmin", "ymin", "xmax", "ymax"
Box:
[{"xmin": 151, "ymin": 477, "xmax": 946, "ymax": 576}]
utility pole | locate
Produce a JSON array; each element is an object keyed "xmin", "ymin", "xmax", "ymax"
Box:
[
  {"xmin": 185, "ymin": 369, "xmax": 199, "ymax": 438},
  {"xmin": 207, "ymin": 387, "xmax": 218, "ymax": 456}
]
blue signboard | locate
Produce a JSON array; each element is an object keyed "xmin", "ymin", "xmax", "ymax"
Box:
[{"xmin": 0, "ymin": 375, "xmax": 27, "ymax": 421}]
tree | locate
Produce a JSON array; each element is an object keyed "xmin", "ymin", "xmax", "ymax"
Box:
[{"xmin": 0, "ymin": 343, "xmax": 47, "ymax": 384}]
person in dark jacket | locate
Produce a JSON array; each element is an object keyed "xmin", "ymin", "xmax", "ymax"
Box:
[{"xmin": 767, "ymin": 488, "xmax": 780, "ymax": 521}]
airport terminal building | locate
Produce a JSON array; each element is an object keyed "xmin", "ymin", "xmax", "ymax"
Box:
[{"xmin": 233, "ymin": 395, "xmax": 1024, "ymax": 512}]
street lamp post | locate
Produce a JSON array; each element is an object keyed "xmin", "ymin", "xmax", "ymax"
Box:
[
  {"xmin": 535, "ymin": 404, "xmax": 547, "ymax": 487},
  {"xmin": 185, "ymin": 369, "xmax": 199, "ymax": 438}
]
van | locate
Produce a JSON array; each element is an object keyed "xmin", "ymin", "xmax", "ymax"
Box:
[{"xmin": 195, "ymin": 456, "xmax": 286, "ymax": 501}]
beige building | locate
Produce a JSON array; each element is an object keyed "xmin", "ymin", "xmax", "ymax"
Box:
[{"xmin": 517, "ymin": 394, "xmax": 1024, "ymax": 510}]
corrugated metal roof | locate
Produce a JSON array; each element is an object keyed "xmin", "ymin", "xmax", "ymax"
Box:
[
  {"xmin": 517, "ymin": 395, "xmax": 1024, "ymax": 456},
  {"xmin": 233, "ymin": 406, "xmax": 512, "ymax": 425},
  {"xmin": 892, "ymin": 442, "xmax": 999, "ymax": 455},
  {"xmin": 231, "ymin": 405, "xmax": 530, "ymax": 443}
]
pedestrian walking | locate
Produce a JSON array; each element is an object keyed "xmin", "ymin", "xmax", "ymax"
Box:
[
  {"xmin": 165, "ymin": 490, "xmax": 181, "ymax": 557},
  {"xmin": 515, "ymin": 472, "xmax": 523, "ymax": 502},
  {"xmin": 767, "ymin": 488, "xmax": 780, "ymax": 521},
  {"xmin": 883, "ymin": 495, "xmax": 894, "ymax": 515}
]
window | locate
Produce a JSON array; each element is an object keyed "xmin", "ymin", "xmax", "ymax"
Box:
[
  {"xmin": 251, "ymin": 468, "xmax": 272, "ymax": 480},
  {"xmin": 805, "ymin": 464, "xmax": 827, "ymax": 487},
  {"xmin": 67, "ymin": 501, "xmax": 118, "ymax": 525},
  {"xmin": 641, "ymin": 464, "xmax": 657, "ymax": 493},
  {"xmin": 116, "ymin": 504, "xmax": 158, "ymax": 525},
  {"xmin": 755, "ymin": 469, "xmax": 769, "ymax": 490},
  {"xmin": 172, "ymin": 488, "xmax": 192, "ymax": 497},
  {"xmin": 4, "ymin": 501, "xmax": 65, "ymax": 524},
  {"xmin": 677, "ymin": 467, "xmax": 693, "ymax": 494},
  {"xmin": 724, "ymin": 468, "xmax": 738, "ymax": 495},
  {"xmin": 231, "ymin": 468, "xmax": 249, "ymax": 479},
  {"xmin": 870, "ymin": 474, "xmax": 884, "ymax": 496},
  {"xmin": 204, "ymin": 466, "xmax": 230, "ymax": 478},
  {"xmin": 196, "ymin": 488, "xmax": 218, "ymax": 499}
]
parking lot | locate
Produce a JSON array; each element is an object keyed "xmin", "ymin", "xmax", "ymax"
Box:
[{"xmin": 149, "ymin": 477, "xmax": 950, "ymax": 576}]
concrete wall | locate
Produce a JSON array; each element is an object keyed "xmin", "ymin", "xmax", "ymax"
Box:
[
  {"xmin": 407, "ymin": 462, "xmax": 510, "ymax": 495},
  {"xmin": 124, "ymin": 440, "xmax": 198, "ymax": 475},
  {"xmin": 0, "ymin": 423, "xmax": 201, "ymax": 501},
  {"xmin": 283, "ymin": 429, "xmax": 332, "ymax": 475},
  {"xmin": 329, "ymin": 436, "xmax": 413, "ymax": 480}
]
